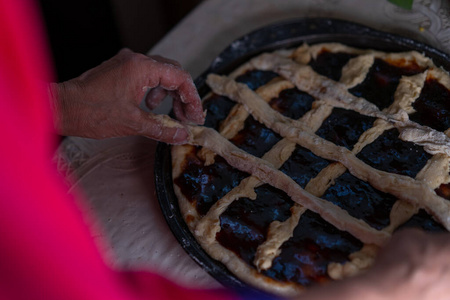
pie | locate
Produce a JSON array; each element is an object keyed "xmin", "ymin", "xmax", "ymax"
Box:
[{"xmin": 170, "ymin": 42, "xmax": 450, "ymax": 296}]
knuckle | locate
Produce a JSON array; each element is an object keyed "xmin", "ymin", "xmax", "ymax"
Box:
[
  {"xmin": 120, "ymin": 51, "xmax": 147, "ymax": 67},
  {"xmin": 118, "ymin": 48, "xmax": 132, "ymax": 55},
  {"xmin": 178, "ymin": 68, "xmax": 191, "ymax": 79}
]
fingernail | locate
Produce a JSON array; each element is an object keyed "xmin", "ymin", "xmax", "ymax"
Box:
[{"xmin": 171, "ymin": 128, "xmax": 189, "ymax": 145}]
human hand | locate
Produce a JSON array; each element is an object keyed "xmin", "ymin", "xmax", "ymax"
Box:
[
  {"xmin": 298, "ymin": 228, "xmax": 450, "ymax": 300},
  {"xmin": 49, "ymin": 48, "xmax": 204, "ymax": 144},
  {"xmin": 358, "ymin": 228, "xmax": 450, "ymax": 300}
]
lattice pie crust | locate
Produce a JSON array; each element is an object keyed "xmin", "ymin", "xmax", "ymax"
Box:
[{"xmin": 170, "ymin": 43, "xmax": 450, "ymax": 297}]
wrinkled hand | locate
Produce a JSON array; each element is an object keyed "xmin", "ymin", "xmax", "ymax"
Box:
[
  {"xmin": 50, "ymin": 48, "xmax": 204, "ymax": 144},
  {"xmin": 359, "ymin": 228, "xmax": 450, "ymax": 300},
  {"xmin": 299, "ymin": 228, "xmax": 450, "ymax": 300}
]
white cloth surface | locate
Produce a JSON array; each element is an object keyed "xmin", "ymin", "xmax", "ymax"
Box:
[{"xmin": 57, "ymin": 0, "xmax": 450, "ymax": 289}]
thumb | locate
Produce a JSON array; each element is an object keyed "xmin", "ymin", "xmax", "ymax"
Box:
[{"xmin": 137, "ymin": 112, "xmax": 191, "ymax": 144}]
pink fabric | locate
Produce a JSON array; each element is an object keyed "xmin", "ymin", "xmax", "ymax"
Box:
[{"xmin": 0, "ymin": 1, "xmax": 236, "ymax": 299}]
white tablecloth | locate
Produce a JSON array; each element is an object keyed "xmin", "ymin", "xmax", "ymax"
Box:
[{"xmin": 57, "ymin": 0, "xmax": 450, "ymax": 289}]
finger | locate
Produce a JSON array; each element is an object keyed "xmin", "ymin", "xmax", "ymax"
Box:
[
  {"xmin": 136, "ymin": 111, "xmax": 190, "ymax": 144},
  {"xmin": 171, "ymin": 91, "xmax": 204, "ymax": 124},
  {"xmin": 173, "ymin": 83, "xmax": 205, "ymax": 124},
  {"xmin": 145, "ymin": 86, "xmax": 168, "ymax": 110},
  {"xmin": 172, "ymin": 93, "xmax": 188, "ymax": 123},
  {"xmin": 145, "ymin": 59, "xmax": 203, "ymax": 124}
]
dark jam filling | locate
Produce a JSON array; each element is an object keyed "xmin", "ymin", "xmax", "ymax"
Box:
[
  {"xmin": 203, "ymin": 94, "xmax": 236, "ymax": 130},
  {"xmin": 398, "ymin": 209, "xmax": 446, "ymax": 232},
  {"xmin": 357, "ymin": 128, "xmax": 432, "ymax": 178},
  {"xmin": 316, "ymin": 108, "xmax": 376, "ymax": 150},
  {"xmin": 203, "ymin": 70, "xmax": 279, "ymax": 130},
  {"xmin": 230, "ymin": 116, "xmax": 282, "ymax": 158},
  {"xmin": 174, "ymin": 149, "xmax": 248, "ymax": 216},
  {"xmin": 262, "ymin": 210, "xmax": 363, "ymax": 286},
  {"xmin": 410, "ymin": 78, "xmax": 450, "ymax": 132},
  {"xmin": 322, "ymin": 172, "xmax": 397, "ymax": 230},
  {"xmin": 235, "ymin": 70, "xmax": 279, "ymax": 90},
  {"xmin": 308, "ymin": 50, "xmax": 357, "ymax": 81},
  {"xmin": 269, "ymin": 88, "xmax": 315, "ymax": 119},
  {"xmin": 280, "ymin": 145, "xmax": 329, "ymax": 188},
  {"xmin": 216, "ymin": 184, "xmax": 294, "ymax": 265},
  {"xmin": 349, "ymin": 58, "xmax": 425, "ymax": 110}
]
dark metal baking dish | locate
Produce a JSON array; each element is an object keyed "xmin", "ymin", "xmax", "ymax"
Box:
[{"xmin": 154, "ymin": 17, "xmax": 450, "ymax": 295}]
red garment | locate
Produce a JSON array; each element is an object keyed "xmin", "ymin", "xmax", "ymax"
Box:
[{"xmin": 0, "ymin": 1, "xmax": 237, "ymax": 299}]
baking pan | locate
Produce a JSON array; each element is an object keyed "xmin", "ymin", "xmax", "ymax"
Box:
[{"xmin": 154, "ymin": 17, "xmax": 450, "ymax": 294}]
